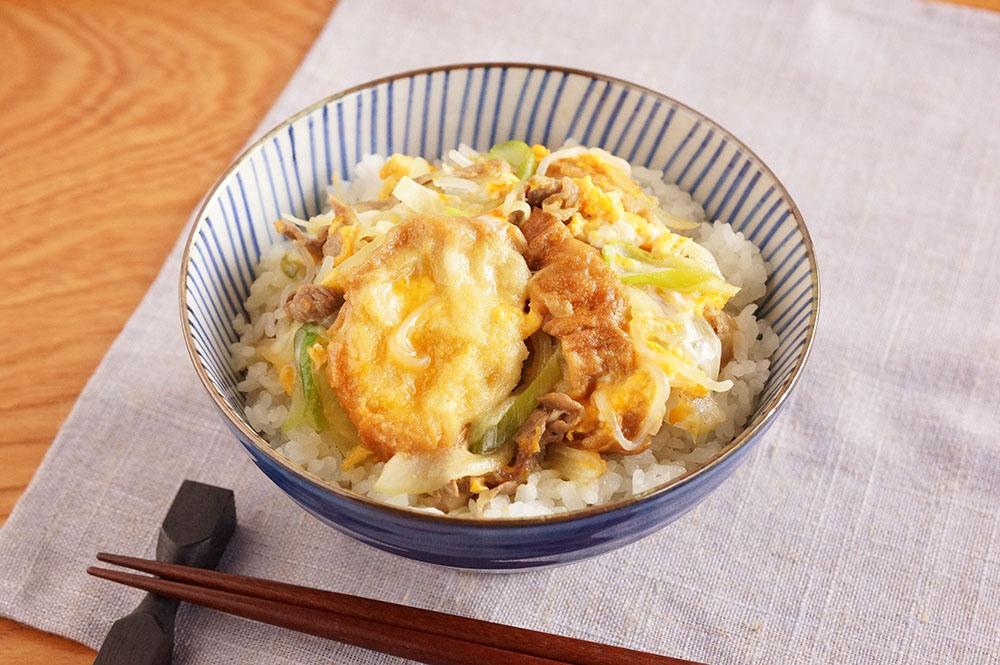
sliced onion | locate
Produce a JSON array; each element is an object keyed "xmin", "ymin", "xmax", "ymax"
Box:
[
  {"xmin": 393, "ymin": 176, "xmax": 445, "ymax": 214},
  {"xmin": 684, "ymin": 315, "xmax": 723, "ymax": 380},
  {"xmin": 374, "ymin": 442, "xmax": 513, "ymax": 495},
  {"xmin": 447, "ymin": 149, "xmax": 474, "ymax": 167},
  {"xmin": 278, "ymin": 280, "xmax": 299, "ymax": 307},
  {"xmin": 321, "ymin": 233, "xmax": 384, "ymax": 287},
  {"xmin": 593, "ymin": 389, "xmax": 634, "ymax": 451},
  {"xmin": 388, "ymin": 297, "xmax": 441, "ymax": 370},
  {"xmin": 312, "ymin": 255, "xmax": 335, "ymax": 285},
  {"xmin": 627, "ymin": 286, "xmax": 688, "ymax": 323},
  {"xmin": 432, "ymin": 176, "xmax": 480, "ymax": 193},
  {"xmin": 280, "ymin": 212, "xmax": 310, "ymax": 229},
  {"xmin": 634, "ymin": 360, "xmax": 669, "ymax": 443},
  {"xmin": 536, "ymin": 146, "xmax": 632, "ymax": 179},
  {"xmin": 547, "ymin": 444, "xmax": 606, "ymax": 483},
  {"xmin": 678, "ymin": 238, "xmax": 726, "ymax": 279},
  {"xmin": 456, "ymin": 143, "xmax": 480, "ymax": 160},
  {"xmin": 638, "ymin": 343, "xmax": 733, "ymax": 393},
  {"xmin": 593, "ymin": 361, "xmax": 669, "ymax": 453},
  {"xmin": 500, "ymin": 189, "xmax": 531, "ymax": 221},
  {"xmin": 589, "ymin": 147, "xmax": 632, "ymax": 175},
  {"xmin": 535, "ymin": 146, "xmax": 587, "ymax": 177},
  {"xmin": 652, "ymin": 208, "xmax": 700, "ymax": 231}
]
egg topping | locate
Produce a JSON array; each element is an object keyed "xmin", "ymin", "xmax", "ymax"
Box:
[{"xmin": 327, "ymin": 213, "xmax": 534, "ymax": 462}]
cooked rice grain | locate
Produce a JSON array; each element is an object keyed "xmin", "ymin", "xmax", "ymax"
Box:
[{"xmin": 231, "ymin": 155, "xmax": 777, "ymax": 518}]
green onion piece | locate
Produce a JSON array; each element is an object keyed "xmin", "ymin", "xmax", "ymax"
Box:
[
  {"xmin": 488, "ymin": 140, "xmax": 536, "ymax": 180},
  {"xmin": 621, "ymin": 268, "xmax": 739, "ymax": 299},
  {"xmin": 621, "ymin": 269, "xmax": 720, "ymax": 292},
  {"xmin": 282, "ymin": 323, "xmax": 329, "ymax": 433},
  {"xmin": 316, "ymin": 371, "xmax": 360, "ymax": 455},
  {"xmin": 280, "ymin": 254, "xmax": 303, "ymax": 279},
  {"xmin": 283, "ymin": 381, "xmax": 307, "ymax": 431},
  {"xmin": 602, "ymin": 242, "xmax": 738, "ymax": 298},
  {"xmin": 468, "ymin": 335, "xmax": 563, "ymax": 455},
  {"xmin": 602, "ymin": 242, "xmax": 703, "ymax": 273}
]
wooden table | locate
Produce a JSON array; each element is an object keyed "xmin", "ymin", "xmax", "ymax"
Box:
[
  {"xmin": 0, "ymin": 1, "xmax": 337, "ymax": 661},
  {"xmin": 0, "ymin": 0, "xmax": 995, "ymax": 661}
]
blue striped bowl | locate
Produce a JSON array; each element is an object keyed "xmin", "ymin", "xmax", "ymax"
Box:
[{"xmin": 180, "ymin": 64, "xmax": 819, "ymax": 570}]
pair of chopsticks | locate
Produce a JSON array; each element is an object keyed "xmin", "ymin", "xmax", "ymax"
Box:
[{"xmin": 89, "ymin": 553, "xmax": 705, "ymax": 665}]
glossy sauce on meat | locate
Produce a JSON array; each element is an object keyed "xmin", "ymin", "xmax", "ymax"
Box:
[{"xmin": 521, "ymin": 208, "xmax": 636, "ymax": 399}]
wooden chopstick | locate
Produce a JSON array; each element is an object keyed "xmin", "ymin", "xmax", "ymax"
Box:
[
  {"xmin": 88, "ymin": 565, "xmax": 563, "ymax": 665},
  {"xmin": 90, "ymin": 552, "xmax": 705, "ymax": 665}
]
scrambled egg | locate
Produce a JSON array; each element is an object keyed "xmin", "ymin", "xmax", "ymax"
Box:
[
  {"xmin": 533, "ymin": 149, "xmax": 740, "ymax": 443},
  {"xmin": 259, "ymin": 143, "xmax": 744, "ymax": 491},
  {"xmin": 327, "ymin": 213, "xmax": 534, "ymax": 461},
  {"xmin": 545, "ymin": 152, "xmax": 666, "ymax": 250},
  {"xmin": 377, "ymin": 154, "xmax": 433, "ymax": 199}
]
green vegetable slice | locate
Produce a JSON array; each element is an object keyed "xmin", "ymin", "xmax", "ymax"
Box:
[
  {"xmin": 317, "ymin": 376, "xmax": 360, "ymax": 456},
  {"xmin": 488, "ymin": 140, "xmax": 536, "ymax": 180},
  {"xmin": 602, "ymin": 242, "xmax": 738, "ymax": 298},
  {"xmin": 280, "ymin": 253, "xmax": 304, "ymax": 279},
  {"xmin": 468, "ymin": 334, "xmax": 563, "ymax": 455},
  {"xmin": 283, "ymin": 323, "xmax": 330, "ymax": 433},
  {"xmin": 602, "ymin": 242, "xmax": 704, "ymax": 273},
  {"xmin": 282, "ymin": 323, "xmax": 360, "ymax": 454},
  {"xmin": 621, "ymin": 269, "xmax": 732, "ymax": 294}
]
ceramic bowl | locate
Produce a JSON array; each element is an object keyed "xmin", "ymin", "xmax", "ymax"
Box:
[{"xmin": 180, "ymin": 63, "xmax": 819, "ymax": 570}]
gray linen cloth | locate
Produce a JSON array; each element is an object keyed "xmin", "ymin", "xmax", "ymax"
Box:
[{"xmin": 2, "ymin": 1, "xmax": 998, "ymax": 663}]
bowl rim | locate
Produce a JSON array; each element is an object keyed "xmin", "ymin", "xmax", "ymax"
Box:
[{"xmin": 179, "ymin": 61, "xmax": 820, "ymax": 528}]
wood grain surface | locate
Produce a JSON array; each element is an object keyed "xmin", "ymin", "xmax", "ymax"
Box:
[
  {"xmin": 0, "ymin": 0, "xmax": 996, "ymax": 662},
  {"xmin": 0, "ymin": 0, "xmax": 336, "ymax": 661}
]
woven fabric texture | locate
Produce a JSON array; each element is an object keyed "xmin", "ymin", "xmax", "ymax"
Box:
[{"xmin": 2, "ymin": 1, "xmax": 998, "ymax": 662}]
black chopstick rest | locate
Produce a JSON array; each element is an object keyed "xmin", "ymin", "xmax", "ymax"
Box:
[{"xmin": 93, "ymin": 480, "xmax": 237, "ymax": 665}]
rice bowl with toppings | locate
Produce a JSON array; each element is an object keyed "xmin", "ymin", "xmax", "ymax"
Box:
[{"xmin": 231, "ymin": 141, "xmax": 778, "ymax": 518}]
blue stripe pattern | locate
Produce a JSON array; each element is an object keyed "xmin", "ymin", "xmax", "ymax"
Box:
[
  {"xmin": 184, "ymin": 64, "xmax": 817, "ymax": 454},
  {"xmin": 180, "ymin": 65, "xmax": 818, "ymax": 567}
]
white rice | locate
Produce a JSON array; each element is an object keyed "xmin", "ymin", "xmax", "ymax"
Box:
[{"xmin": 231, "ymin": 153, "xmax": 778, "ymax": 518}]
